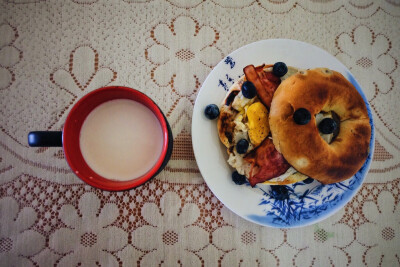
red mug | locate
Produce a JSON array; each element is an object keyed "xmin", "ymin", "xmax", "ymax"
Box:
[{"xmin": 28, "ymin": 86, "xmax": 173, "ymax": 191}]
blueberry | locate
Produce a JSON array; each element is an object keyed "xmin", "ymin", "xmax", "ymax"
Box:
[
  {"xmin": 293, "ymin": 108, "xmax": 311, "ymax": 125},
  {"xmin": 204, "ymin": 104, "xmax": 219, "ymax": 120},
  {"xmin": 270, "ymin": 185, "xmax": 289, "ymax": 200},
  {"xmin": 318, "ymin": 118, "xmax": 337, "ymax": 134},
  {"xmin": 236, "ymin": 139, "xmax": 249, "ymax": 154},
  {"xmin": 241, "ymin": 81, "xmax": 257, "ymax": 99},
  {"xmin": 303, "ymin": 177, "xmax": 314, "ymax": 184},
  {"xmin": 272, "ymin": 62, "xmax": 288, "ymax": 77},
  {"xmin": 232, "ymin": 171, "xmax": 247, "ymax": 185}
]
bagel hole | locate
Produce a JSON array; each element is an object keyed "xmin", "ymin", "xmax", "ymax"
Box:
[{"xmin": 315, "ymin": 111, "xmax": 340, "ymax": 144}]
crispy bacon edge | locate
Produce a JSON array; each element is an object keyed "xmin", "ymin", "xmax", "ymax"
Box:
[
  {"xmin": 244, "ymin": 139, "xmax": 290, "ymax": 186},
  {"xmin": 243, "ymin": 65, "xmax": 281, "ymax": 109}
]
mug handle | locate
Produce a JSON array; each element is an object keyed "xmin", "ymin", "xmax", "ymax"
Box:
[{"xmin": 28, "ymin": 131, "xmax": 63, "ymax": 147}]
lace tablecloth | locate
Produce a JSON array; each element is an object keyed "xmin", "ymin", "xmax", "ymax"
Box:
[{"xmin": 1, "ymin": 1, "xmax": 399, "ymax": 266}]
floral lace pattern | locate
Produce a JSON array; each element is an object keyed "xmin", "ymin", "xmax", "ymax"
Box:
[
  {"xmin": 336, "ymin": 25, "xmax": 397, "ymax": 102},
  {"xmin": 146, "ymin": 15, "xmax": 222, "ymax": 110},
  {"xmin": 0, "ymin": 0, "xmax": 399, "ymax": 266},
  {"xmin": 286, "ymin": 208, "xmax": 353, "ymax": 266},
  {"xmin": 49, "ymin": 192, "xmax": 128, "ymax": 266},
  {"xmin": 0, "ymin": 23, "xmax": 21, "ymax": 90},
  {"xmin": 132, "ymin": 192, "xmax": 209, "ymax": 265},
  {"xmin": 0, "ymin": 197, "xmax": 45, "ymax": 266},
  {"xmin": 357, "ymin": 191, "xmax": 400, "ymax": 266},
  {"xmin": 1, "ymin": 177, "xmax": 400, "ymax": 266},
  {"xmin": 213, "ymin": 206, "xmax": 283, "ymax": 266}
]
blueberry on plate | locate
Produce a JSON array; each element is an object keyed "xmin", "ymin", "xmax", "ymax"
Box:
[
  {"xmin": 293, "ymin": 108, "xmax": 311, "ymax": 125},
  {"xmin": 303, "ymin": 177, "xmax": 314, "ymax": 184},
  {"xmin": 204, "ymin": 104, "xmax": 220, "ymax": 120},
  {"xmin": 236, "ymin": 139, "xmax": 249, "ymax": 154},
  {"xmin": 273, "ymin": 62, "xmax": 288, "ymax": 77},
  {"xmin": 318, "ymin": 118, "xmax": 337, "ymax": 134},
  {"xmin": 232, "ymin": 171, "xmax": 247, "ymax": 185},
  {"xmin": 241, "ymin": 81, "xmax": 257, "ymax": 99},
  {"xmin": 269, "ymin": 185, "xmax": 290, "ymax": 200}
]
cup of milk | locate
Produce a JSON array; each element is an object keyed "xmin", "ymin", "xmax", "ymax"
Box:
[{"xmin": 28, "ymin": 86, "xmax": 173, "ymax": 191}]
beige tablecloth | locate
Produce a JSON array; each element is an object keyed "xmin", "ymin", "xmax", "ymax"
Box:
[{"xmin": 1, "ymin": 0, "xmax": 400, "ymax": 266}]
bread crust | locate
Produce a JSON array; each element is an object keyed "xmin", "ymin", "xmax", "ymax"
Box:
[
  {"xmin": 269, "ymin": 68, "xmax": 371, "ymax": 184},
  {"xmin": 217, "ymin": 78, "xmax": 243, "ymax": 149}
]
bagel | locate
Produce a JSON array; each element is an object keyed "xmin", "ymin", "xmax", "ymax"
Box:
[
  {"xmin": 269, "ymin": 68, "xmax": 371, "ymax": 184},
  {"xmin": 217, "ymin": 64, "xmax": 308, "ymax": 186}
]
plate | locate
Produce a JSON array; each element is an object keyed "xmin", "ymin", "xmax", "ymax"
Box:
[{"xmin": 192, "ymin": 39, "xmax": 375, "ymax": 228}]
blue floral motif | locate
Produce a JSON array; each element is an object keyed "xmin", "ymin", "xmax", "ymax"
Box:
[
  {"xmin": 218, "ymin": 74, "xmax": 236, "ymax": 91},
  {"xmin": 226, "ymin": 74, "xmax": 234, "ymax": 83},
  {"xmin": 218, "ymin": 79, "xmax": 228, "ymax": 91},
  {"xmin": 218, "ymin": 57, "xmax": 237, "ymax": 90},
  {"xmin": 224, "ymin": 56, "xmax": 236, "ymax": 69},
  {"xmin": 247, "ymin": 72, "xmax": 374, "ymax": 228},
  {"xmin": 249, "ymin": 174, "xmax": 363, "ymax": 227}
]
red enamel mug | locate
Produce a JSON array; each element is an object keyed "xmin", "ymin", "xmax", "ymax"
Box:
[{"xmin": 28, "ymin": 86, "xmax": 173, "ymax": 191}]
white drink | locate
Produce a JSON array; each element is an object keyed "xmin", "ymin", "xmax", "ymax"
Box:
[{"xmin": 79, "ymin": 99, "xmax": 164, "ymax": 181}]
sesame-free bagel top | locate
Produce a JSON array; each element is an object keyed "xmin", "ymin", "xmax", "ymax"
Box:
[{"xmin": 269, "ymin": 68, "xmax": 371, "ymax": 184}]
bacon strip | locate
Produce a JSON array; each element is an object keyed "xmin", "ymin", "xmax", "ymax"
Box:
[
  {"xmin": 243, "ymin": 65, "xmax": 281, "ymax": 108},
  {"xmin": 245, "ymin": 138, "xmax": 290, "ymax": 186}
]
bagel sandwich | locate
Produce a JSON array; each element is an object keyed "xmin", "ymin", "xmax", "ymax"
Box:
[
  {"xmin": 217, "ymin": 63, "xmax": 371, "ymax": 186},
  {"xmin": 218, "ymin": 63, "xmax": 308, "ymax": 186}
]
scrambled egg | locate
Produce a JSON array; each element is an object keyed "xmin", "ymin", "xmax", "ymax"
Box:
[
  {"xmin": 231, "ymin": 90, "xmax": 270, "ymax": 150},
  {"xmin": 232, "ymin": 91, "xmax": 254, "ymax": 112},
  {"xmin": 227, "ymin": 89, "xmax": 271, "ymax": 176}
]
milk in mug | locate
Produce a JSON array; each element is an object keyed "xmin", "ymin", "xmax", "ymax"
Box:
[{"xmin": 79, "ymin": 99, "xmax": 164, "ymax": 181}]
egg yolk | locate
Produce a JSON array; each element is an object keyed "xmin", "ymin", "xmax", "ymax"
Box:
[{"xmin": 246, "ymin": 102, "xmax": 270, "ymax": 147}]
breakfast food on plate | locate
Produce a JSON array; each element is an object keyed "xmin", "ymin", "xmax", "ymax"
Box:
[
  {"xmin": 216, "ymin": 63, "xmax": 309, "ymax": 186},
  {"xmin": 270, "ymin": 68, "xmax": 371, "ymax": 184},
  {"xmin": 205, "ymin": 62, "xmax": 371, "ymax": 186}
]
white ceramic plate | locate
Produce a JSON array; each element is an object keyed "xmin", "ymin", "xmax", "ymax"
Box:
[{"xmin": 192, "ymin": 39, "xmax": 374, "ymax": 228}]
